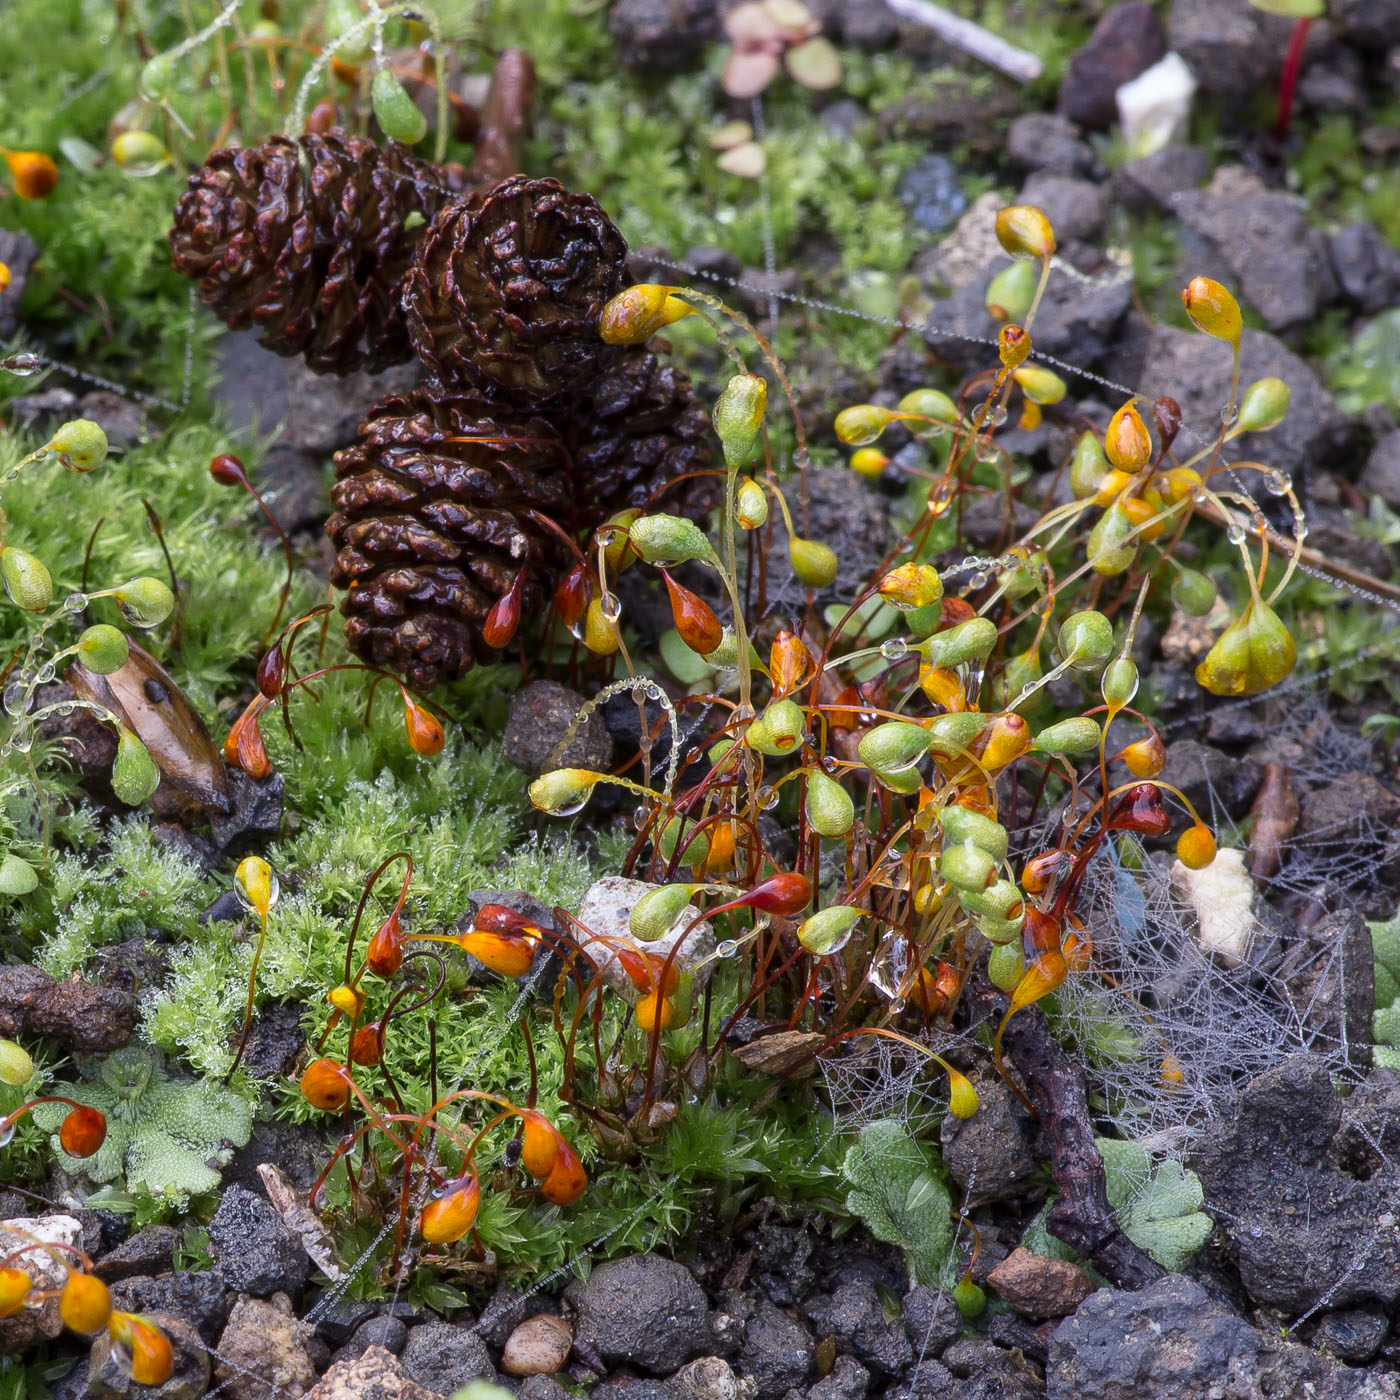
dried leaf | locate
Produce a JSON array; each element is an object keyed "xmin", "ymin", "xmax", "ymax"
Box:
[
  {"xmin": 730, "ymin": 1029, "xmax": 824, "ymax": 1076},
  {"xmin": 1246, "ymin": 761, "xmax": 1298, "ymax": 882},
  {"xmin": 722, "ymin": 49, "xmax": 781, "ymax": 100},
  {"xmin": 257, "ymin": 1163, "xmax": 346, "ymax": 1281},
  {"xmin": 716, "ymin": 141, "xmax": 768, "ymax": 179},
  {"xmin": 69, "ymin": 640, "xmax": 229, "ymax": 812},
  {"xmin": 785, "ymin": 36, "xmax": 842, "ymax": 90}
]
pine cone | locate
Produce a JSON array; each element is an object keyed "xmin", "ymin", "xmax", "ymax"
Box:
[
  {"xmin": 403, "ymin": 175, "xmax": 628, "ymax": 404},
  {"xmin": 169, "ymin": 130, "xmax": 467, "ymax": 375},
  {"xmin": 327, "ymin": 386, "xmax": 573, "ymax": 688},
  {"xmin": 565, "ymin": 345, "xmax": 715, "ymax": 519}
]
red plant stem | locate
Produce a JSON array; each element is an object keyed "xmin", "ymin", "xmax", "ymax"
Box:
[{"xmin": 1274, "ymin": 18, "xmax": 1312, "ymax": 139}]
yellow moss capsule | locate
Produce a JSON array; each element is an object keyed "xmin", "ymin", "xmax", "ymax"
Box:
[
  {"xmin": 1104, "ymin": 402, "xmax": 1152, "ymax": 472},
  {"xmin": 998, "ymin": 324, "xmax": 1031, "ymax": 368},
  {"xmin": 599, "ymin": 285, "xmax": 694, "ymax": 344},
  {"xmin": 0, "ymin": 263, "xmax": 9, "ymax": 294},
  {"xmin": 946, "ymin": 1068, "xmax": 979, "ymax": 1119},
  {"xmin": 583, "ymin": 596, "xmax": 621, "ymax": 655},
  {"xmin": 1176, "ymin": 824, "xmax": 1217, "ymax": 869},
  {"xmin": 1013, "ymin": 365, "xmax": 1066, "ymax": 405},
  {"xmin": 789, "ymin": 537, "xmax": 838, "ymax": 588},
  {"xmin": 995, "ymin": 205, "xmax": 1056, "ymax": 261},
  {"xmin": 528, "ymin": 768, "xmax": 602, "ymax": 816},
  {"xmin": 735, "ymin": 478, "xmax": 768, "ymax": 529},
  {"xmin": 834, "ymin": 404, "xmax": 896, "ymax": 446},
  {"xmin": 1181, "ymin": 276, "xmax": 1242, "ymax": 348},
  {"xmin": 1155, "ymin": 466, "xmax": 1201, "ymax": 506},
  {"xmin": 878, "ymin": 563, "xmax": 943, "ymax": 611},
  {"xmin": 850, "ymin": 447, "xmax": 889, "ymax": 479}
]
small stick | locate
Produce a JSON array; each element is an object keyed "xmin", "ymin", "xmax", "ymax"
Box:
[{"xmin": 881, "ymin": 0, "xmax": 1044, "ymax": 84}]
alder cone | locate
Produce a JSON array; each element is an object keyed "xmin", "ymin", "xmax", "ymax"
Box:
[
  {"xmin": 168, "ymin": 130, "xmax": 467, "ymax": 375},
  {"xmin": 403, "ymin": 175, "xmax": 628, "ymax": 403},
  {"xmin": 328, "ymin": 386, "xmax": 573, "ymax": 688}
]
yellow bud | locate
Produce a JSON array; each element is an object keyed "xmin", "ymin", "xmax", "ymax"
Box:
[
  {"xmin": 0, "ymin": 263, "xmax": 9, "ymax": 294},
  {"xmin": 849, "ymin": 448, "xmax": 889, "ymax": 479},
  {"xmin": 111, "ymin": 577, "xmax": 174, "ymax": 628},
  {"xmin": 1194, "ymin": 599, "xmax": 1295, "ymax": 697},
  {"xmin": 1176, "ymin": 824, "xmax": 1217, "ymax": 869},
  {"xmin": 798, "ymin": 905, "xmax": 861, "ymax": 955},
  {"xmin": 1104, "ymin": 402, "xmax": 1152, "ymax": 472},
  {"xmin": 599, "ymin": 285, "xmax": 694, "ymax": 344},
  {"xmin": 1069, "ymin": 432, "xmax": 1109, "ymax": 499},
  {"xmin": 628, "ymin": 513, "xmax": 712, "ymax": 566},
  {"xmin": 111, "ymin": 727, "xmax": 160, "ymax": 805},
  {"xmin": 877, "ymin": 563, "xmax": 943, "ymax": 611},
  {"xmin": 1155, "ymin": 466, "xmax": 1201, "ymax": 505},
  {"xmin": 735, "ymin": 478, "xmax": 768, "ymax": 529},
  {"xmin": 998, "ymin": 324, "xmax": 1031, "ymax": 368},
  {"xmin": 583, "ymin": 596, "xmax": 620, "ymax": 655},
  {"xmin": 995, "ymin": 205, "xmax": 1056, "ymax": 261},
  {"xmin": 1087, "ymin": 502, "xmax": 1137, "ymax": 576},
  {"xmin": 1236, "ymin": 377, "xmax": 1291, "ymax": 432},
  {"xmin": 0, "ymin": 854, "xmax": 38, "ymax": 897},
  {"xmin": 789, "ymin": 537, "xmax": 838, "ymax": 588},
  {"xmin": 805, "ymin": 770, "xmax": 854, "ymax": 838},
  {"xmin": 46, "ymin": 419, "xmax": 108, "ymax": 472},
  {"xmin": 328, "ymin": 984, "xmax": 364, "ymax": 1017},
  {"xmin": 1181, "ymin": 276, "xmax": 1242, "ymax": 348},
  {"xmin": 985, "ymin": 259, "xmax": 1036, "ymax": 322}
]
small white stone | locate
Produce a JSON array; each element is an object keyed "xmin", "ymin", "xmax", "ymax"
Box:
[
  {"xmin": 1116, "ymin": 53, "xmax": 1197, "ymax": 159},
  {"xmin": 1171, "ymin": 847, "xmax": 1256, "ymax": 967},
  {"xmin": 574, "ymin": 876, "xmax": 716, "ymax": 1004},
  {"xmin": 501, "ymin": 1313, "xmax": 573, "ymax": 1376}
]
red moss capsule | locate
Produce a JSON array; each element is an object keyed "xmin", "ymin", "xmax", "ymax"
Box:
[
  {"xmin": 255, "ymin": 644, "xmax": 286, "ymax": 699},
  {"xmin": 1105, "ymin": 783, "xmax": 1170, "ymax": 837},
  {"xmin": 366, "ymin": 913, "xmax": 405, "ymax": 977},
  {"xmin": 59, "ymin": 1106, "xmax": 106, "ymax": 1158},
  {"xmin": 225, "ymin": 697, "xmax": 273, "ymax": 780},
  {"xmin": 209, "ymin": 453, "xmax": 249, "ymax": 487},
  {"xmin": 743, "ymin": 872, "xmax": 812, "ymax": 917},
  {"xmin": 349, "ymin": 1024, "xmax": 385, "ymax": 1067},
  {"xmin": 420, "ymin": 1170, "xmax": 480, "ymax": 1244},
  {"xmin": 554, "ymin": 562, "xmax": 590, "ymax": 635},
  {"xmin": 662, "ymin": 572, "xmax": 721, "ymax": 656},
  {"xmin": 6, "ymin": 151, "xmax": 59, "ymax": 200},
  {"xmin": 483, "ymin": 570, "xmax": 525, "ymax": 650},
  {"xmin": 1020, "ymin": 849, "xmax": 1072, "ymax": 895},
  {"xmin": 539, "ymin": 1134, "xmax": 587, "ymax": 1205},
  {"xmin": 300, "ymin": 1058, "xmax": 352, "ymax": 1111}
]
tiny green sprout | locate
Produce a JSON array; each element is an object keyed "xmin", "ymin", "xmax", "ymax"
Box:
[
  {"xmin": 0, "ymin": 547, "xmax": 52, "ymax": 612},
  {"xmin": 46, "ymin": 419, "xmax": 107, "ymax": 472},
  {"xmin": 897, "ymin": 388, "xmax": 959, "ymax": 427},
  {"xmin": 528, "ymin": 768, "xmax": 601, "ymax": 816},
  {"xmin": 1102, "ymin": 656, "xmax": 1140, "ymax": 708},
  {"xmin": 76, "ymin": 625, "xmax": 129, "ymax": 675},
  {"xmin": 1236, "ymin": 377, "xmax": 1291, "ymax": 432},
  {"xmin": 940, "ymin": 841, "xmax": 997, "ymax": 892},
  {"xmin": 111, "ymin": 578, "xmax": 174, "ymax": 628},
  {"xmin": 834, "ymin": 404, "xmax": 896, "ymax": 446},
  {"xmin": 1069, "ymin": 432, "xmax": 1109, "ymax": 500},
  {"xmin": 371, "ymin": 68, "xmax": 428, "ymax": 145},
  {"xmin": 0, "ymin": 853, "xmax": 38, "ymax": 897},
  {"xmin": 0, "ymin": 1037, "xmax": 33, "ymax": 1086},
  {"xmin": 735, "ymin": 478, "xmax": 768, "ymax": 530},
  {"xmin": 938, "ymin": 806, "xmax": 1008, "ymax": 863},
  {"xmin": 1031, "ymin": 716, "xmax": 1103, "ymax": 756},
  {"xmin": 630, "ymin": 884, "xmax": 698, "ymax": 941},
  {"xmin": 857, "ymin": 722, "xmax": 932, "ymax": 776},
  {"xmin": 789, "ymin": 538, "xmax": 838, "ymax": 588},
  {"xmin": 921, "ymin": 617, "xmax": 997, "ymax": 668},
  {"xmin": 628, "ymin": 514, "xmax": 712, "ymax": 566},
  {"xmin": 1059, "ymin": 610, "xmax": 1115, "ymax": 671},
  {"xmin": 713, "ymin": 373, "xmax": 767, "ymax": 469},
  {"xmin": 806, "ymin": 769, "xmax": 855, "ymax": 838},
  {"xmin": 1171, "ymin": 568, "xmax": 1217, "ymax": 617},
  {"xmin": 985, "ymin": 260, "xmax": 1037, "ymax": 323},
  {"xmin": 111, "ymin": 728, "xmax": 160, "ymax": 805},
  {"xmin": 798, "ymin": 905, "xmax": 861, "ymax": 955},
  {"xmin": 1087, "ymin": 502, "xmax": 1137, "ymax": 577}
]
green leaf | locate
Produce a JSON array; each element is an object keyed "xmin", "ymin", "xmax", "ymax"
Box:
[{"xmin": 1248, "ymin": 0, "xmax": 1325, "ymax": 15}]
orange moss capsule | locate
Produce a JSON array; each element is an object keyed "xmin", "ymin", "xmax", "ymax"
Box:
[
  {"xmin": 349, "ymin": 1023, "xmax": 385, "ymax": 1067},
  {"xmin": 403, "ymin": 698, "xmax": 445, "ymax": 757},
  {"xmin": 420, "ymin": 1170, "xmax": 480, "ymax": 1244},
  {"xmin": 1176, "ymin": 823, "xmax": 1217, "ymax": 870},
  {"xmin": 300, "ymin": 1058, "xmax": 352, "ymax": 1111},
  {"xmin": 458, "ymin": 929, "xmax": 537, "ymax": 978},
  {"xmin": 58, "ymin": 1106, "xmax": 106, "ymax": 1158},
  {"xmin": 539, "ymin": 1135, "xmax": 587, "ymax": 1205},
  {"xmin": 636, "ymin": 991, "xmax": 674, "ymax": 1035},
  {"xmin": 1104, "ymin": 402, "xmax": 1152, "ymax": 472},
  {"xmin": 366, "ymin": 914, "xmax": 406, "ymax": 978},
  {"xmin": 1020, "ymin": 849, "xmax": 1072, "ymax": 895},
  {"xmin": 518, "ymin": 1110, "xmax": 562, "ymax": 1179},
  {"xmin": 5, "ymin": 151, "xmax": 58, "ymax": 200},
  {"xmin": 108, "ymin": 1312, "xmax": 175, "ymax": 1386},
  {"xmin": 768, "ymin": 630, "xmax": 812, "ymax": 698},
  {"xmin": 1120, "ymin": 732, "xmax": 1166, "ymax": 778},
  {"xmin": 664, "ymin": 572, "xmax": 722, "ymax": 656},
  {"xmin": 59, "ymin": 1270, "xmax": 111, "ymax": 1334},
  {"xmin": 0, "ymin": 1268, "xmax": 30, "ymax": 1318}
]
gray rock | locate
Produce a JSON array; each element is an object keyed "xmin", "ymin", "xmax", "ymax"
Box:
[
  {"xmin": 1047, "ymin": 1273, "xmax": 1389, "ymax": 1399},
  {"xmin": 518, "ymin": 1378, "xmax": 574, "ymax": 1400},
  {"xmin": 110, "ymin": 1272, "xmax": 230, "ymax": 1348},
  {"xmin": 1296, "ymin": 771, "xmax": 1400, "ymax": 852},
  {"xmin": 89, "ymin": 1314, "xmax": 208, "ymax": 1400},
  {"xmin": 1298, "ymin": 56, "xmax": 1367, "ymax": 114},
  {"xmin": 939, "ymin": 1341, "xmax": 1043, "ymax": 1399},
  {"xmin": 93, "ymin": 1225, "xmax": 180, "ymax": 1282},
  {"xmin": 569, "ymin": 1254, "xmax": 712, "ymax": 1375},
  {"xmin": 1168, "ymin": 0, "xmax": 1294, "ymax": 102},
  {"xmin": 897, "ymin": 155, "xmax": 967, "ymax": 234},
  {"xmin": 208, "ymin": 768, "xmax": 285, "ymax": 856},
  {"xmin": 1173, "ymin": 166, "xmax": 1337, "ymax": 331},
  {"xmin": 608, "ymin": 0, "xmax": 719, "ymax": 74},
  {"xmin": 1333, "ymin": 224, "xmax": 1400, "ymax": 316},
  {"xmin": 400, "ymin": 1322, "xmax": 496, "ymax": 1395},
  {"xmin": 1111, "ymin": 144, "xmax": 1209, "ymax": 214},
  {"xmin": 806, "ymin": 1356, "xmax": 869, "ymax": 1400},
  {"xmin": 1311, "ymin": 1305, "xmax": 1388, "ymax": 1364},
  {"xmin": 804, "ymin": 1283, "xmax": 913, "ymax": 1376},
  {"xmin": 306, "ymin": 1294, "xmax": 378, "ymax": 1346},
  {"xmin": 1058, "ymin": 2, "xmax": 1166, "ymax": 130},
  {"xmin": 901, "ymin": 1287, "xmax": 962, "ymax": 1357},
  {"xmin": 740, "ymin": 1301, "xmax": 814, "ymax": 1399},
  {"xmin": 1273, "ymin": 907, "xmax": 1373, "ymax": 1074},
  {"xmin": 668, "ymin": 1356, "xmax": 740, "ymax": 1400},
  {"xmin": 1104, "ymin": 323, "xmax": 1349, "ymax": 482},
  {"xmin": 1016, "ymin": 174, "xmax": 1108, "ymax": 245},
  {"xmin": 1006, "ymin": 114, "xmax": 1094, "ymax": 177},
  {"xmin": 207, "ymin": 1184, "xmax": 310, "ymax": 1298},
  {"xmin": 305, "ymin": 1347, "xmax": 438, "ymax": 1400},
  {"xmin": 503, "ymin": 680, "xmax": 614, "ymax": 778},
  {"xmin": 882, "ymin": 1360, "xmax": 958, "ymax": 1400},
  {"xmin": 819, "ymin": 100, "xmax": 868, "ymax": 141},
  {"xmin": 332, "ymin": 1315, "xmax": 409, "ymax": 1364},
  {"xmin": 477, "ymin": 1285, "xmax": 532, "ymax": 1347},
  {"xmin": 1159, "ymin": 739, "xmax": 1263, "ymax": 820},
  {"xmin": 1361, "ymin": 430, "xmax": 1400, "ymax": 506},
  {"xmin": 940, "ymin": 1077, "xmax": 1041, "ymax": 1203},
  {"xmin": 10, "ymin": 388, "xmax": 149, "ymax": 446},
  {"xmin": 1194, "ymin": 1055, "xmax": 1400, "ymax": 1312},
  {"xmin": 0, "ymin": 230, "xmax": 39, "ymax": 339},
  {"xmin": 1335, "ymin": 0, "xmax": 1400, "ymax": 47},
  {"xmin": 215, "ymin": 1294, "xmax": 316, "ymax": 1400}
]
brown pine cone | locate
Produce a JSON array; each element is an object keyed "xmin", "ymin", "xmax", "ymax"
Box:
[
  {"xmin": 169, "ymin": 130, "xmax": 467, "ymax": 375},
  {"xmin": 327, "ymin": 386, "xmax": 576, "ymax": 689},
  {"xmin": 565, "ymin": 345, "xmax": 715, "ymax": 519},
  {"xmin": 402, "ymin": 175, "xmax": 627, "ymax": 404}
]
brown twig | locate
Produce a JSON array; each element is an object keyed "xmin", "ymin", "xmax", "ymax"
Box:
[
  {"xmin": 468, "ymin": 48, "xmax": 536, "ymax": 185},
  {"xmin": 968, "ymin": 979, "xmax": 1166, "ymax": 1290}
]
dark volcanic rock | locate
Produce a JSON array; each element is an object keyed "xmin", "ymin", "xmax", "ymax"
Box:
[
  {"xmin": 110, "ymin": 1273, "xmax": 228, "ymax": 1348},
  {"xmin": 739, "ymin": 1300, "xmax": 814, "ymax": 1398},
  {"xmin": 0, "ymin": 964, "xmax": 135, "ymax": 1051},
  {"xmin": 1194, "ymin": 1055, "xmax": 1400, "ymax": 1313},
  {"xmin": 1006, "ymin": 113, "xmax": 1094, "ymax": 177},
  {"xmin": 569, "ymin": 1254, "xmax": 712, "ymax": 1375},
  {"xmin": 332, "ymin": 1314, "xmax": 408, "ymax": 1364},
  {"xmin": 1274, "ymin": 907, "xmax": 1373, "ymax": 1074},
  {"xmin": 208, "ymin": 1184, "xmax": 310, "ymax": 1298},
  {"xmin": 93, "ymin": 1225, "xmax": 180, "ymax": 1282},
  {"xmin": 503, "ymin": 679, "xmax": 614, "ymax": 778},
  {"xmin": 806, "ymin": 1354, "xmax": 870, "ymax": 1400},
  {"xmin": 901, "ymin": 1286, "xmax": 963, "ymax": 1357},
  {"xmin": 0, "ymin": 230, "xmax": 39, "ymax": 339},
  {"xmin": 805, "ymin": 1282, "xmax": 913, "ymax": 1376},
  {"xmin": 1297, "ymin": 771, "xmax": 1400, "ymax": 852},
  {"xmin": 939, "ymin": 1076, "xmax": 1041, "ymax": 1203},
  {"xmin": 400, "ymin": 1322, "xmax": 495, "ymax": 1395},
  {"xmin": 608, "ymin": 0, "xmax": 718, "ymax": 73},
  {"xmin": 1111, "ymin": 144, "xmax": 1210, "ymax": 214},
  {"xmin": 236, "ymin": 999, "xmax": 306, "ymax": 1080},
  {"xmin": 1360, "ymin": 430, "xmax": 1400, "ymax": 507},
  {"xmin": 1159, "ymin": 739, "xmax": 1263, "ymax": 819},
  {"xmin": 1310, "ymin": 1305, "xmax": 1389, "ymax": 1364},
  {"xmin": 1058, "ymin": 2, "xmax": 1166, "ymax": 130},
  {"xmin": 1168, "ymin": 0, "xmax": 1294, "ymax": 102},
  {"xmin": 897, "ymin": 155, "xmax": 967, "ymax": 234},
  {"xmin": 1016, "ymin": 173, "xmax": 1108, "ymax": 244}
]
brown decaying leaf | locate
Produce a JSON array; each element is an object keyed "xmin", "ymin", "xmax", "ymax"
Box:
[
  {"xmin": 257, "ymin": 1163, "xmax": 346, "ymax": 1281},
  {"xmin": 730, "ymin": 1028, "xmax": 825, "ymax": 1076},
  {"xmin": 1246, "ymin": 761, "xmax": 1298, "ymax": 882},
  {"xmin": 69, "ymin": 640, "xmax": 229, "ymax": 812}
]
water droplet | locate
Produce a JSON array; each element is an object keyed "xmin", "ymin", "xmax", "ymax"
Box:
[
  {"xmin": 1225, "ymin": 522, "xmax": 1246, "ymax": 546},
  {"xmin": 757, "ymin": 785, "xmax": 778, "ymax": 811},
  {"xmin": 1220, "ymin": 403, "xmax": 1239, "ymax": 427},
  {"xmin": 1192, "ymin": 489, "xmax": 1210, "ymax": 506},
  {"xmin": 986, "ymin": 404, "xmax": 1008, "ymax": 428},
  {"xmin": 632, "ymin": 806, "xmax": 651, "ymax": 831},
  {"xmin": 926, "ymin": 482, "xmax": 953, "ymax": 517},
  {"xmin": 0, "ymin": 1122, "xmax": 13, "ymax": 1149},
  {"xmin": 62, "ymin": 593, "xmax": 86, "ymax": 614},
  {"xmin": 235, "ymin": 868, "xmax": 280, "ymax": 912},
  {"xmin": 34, "ymin": 664, "xmax": 54, "ymax": 685},
  {"xmin": 868, "ymin": 934, "xmax": 911, "ymax": 1000},
  {"xmin": 889, "ymin": 996, "xmax": 907, "ymax": 1014},
  {"xmin": 599, "ymin": 592, "xmax": 622, "ymax": 624},
  {"xmin": 880, "ymin": 637, "xmax": 909, "ymax": 660},
  {"xmin": 968, "ymin": 572, "xmax": 988, "ymax": 590},
  {"xmin": 716, "ymin": 940, "xmax": 738, "ymax": 959},
  {"xmin": 0, "ymin": 354, "xmax": 43, "ymax": 378},
  {"xmin": 792, "ymin": 447, "xmax": 811, "ymax": 471},
  {"xmin": 1267, "ymin": 471, "xmax": 1291, "ymax": 497},
  {"xmin": 2, "ymin": 684, "xmax": 26, "ymax": 717},
  {"xmin": 54, "ymin": 702, "xmax": 75, "ymax": 718}
]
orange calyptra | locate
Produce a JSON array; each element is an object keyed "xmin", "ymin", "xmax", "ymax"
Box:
[{"xmin": 349, "ymin": 1023, "xmax": 386, "ymax": 1067}]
